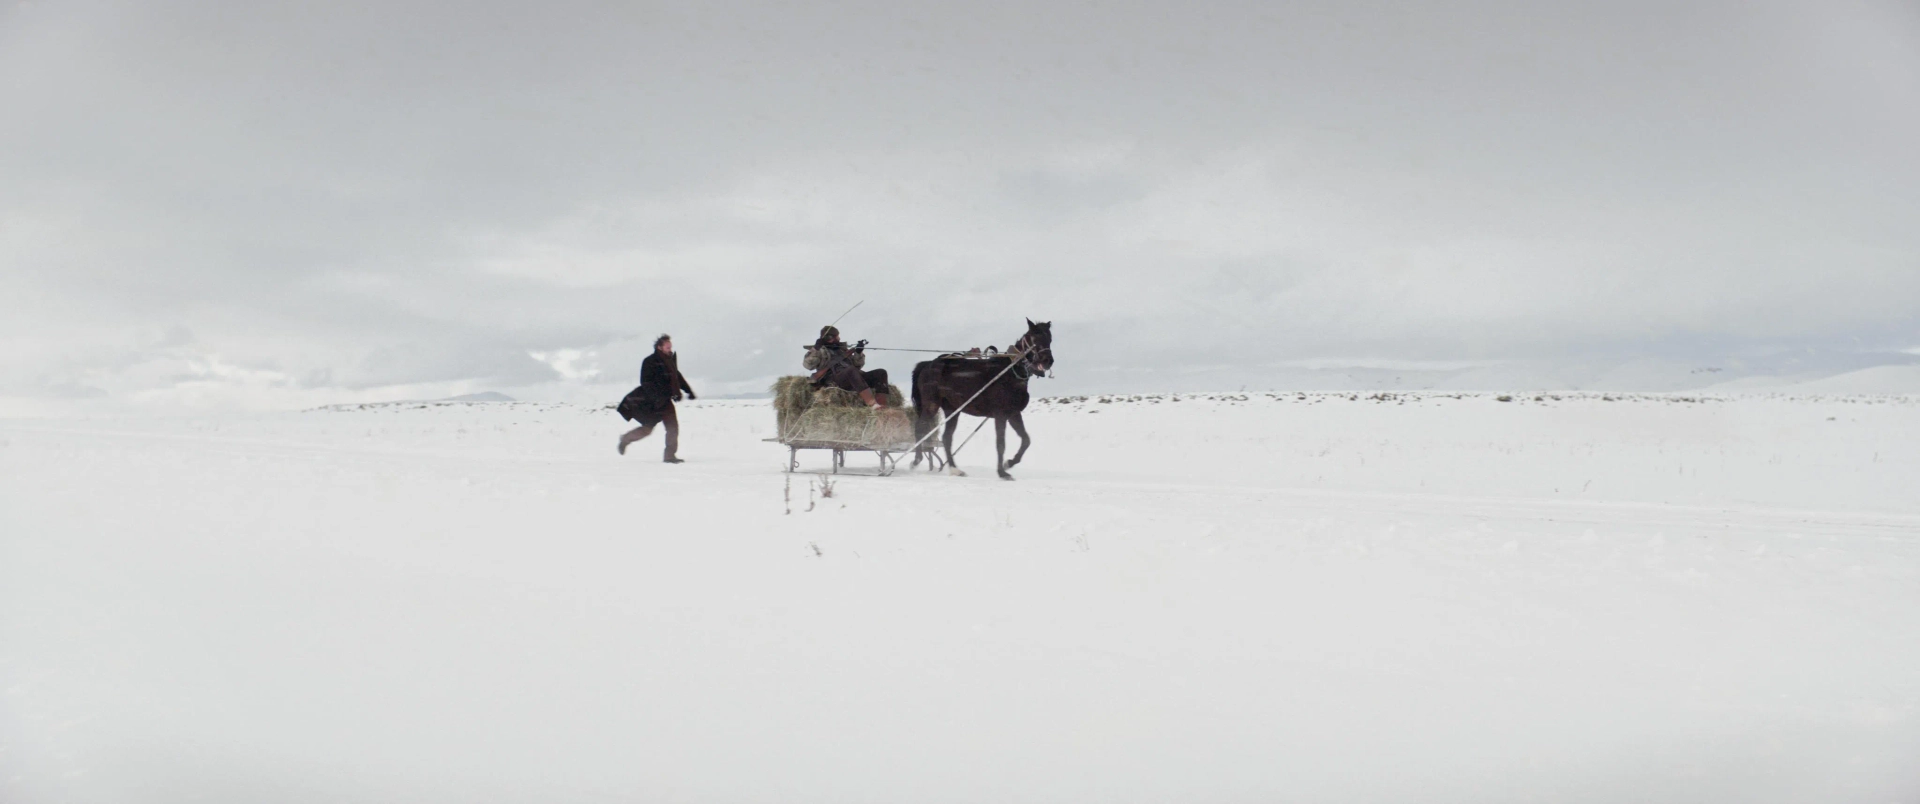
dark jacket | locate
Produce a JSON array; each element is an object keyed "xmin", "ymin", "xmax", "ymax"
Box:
[{"xmin": 618, "ymin": 352, "xmax": 695, "ymax": 423}]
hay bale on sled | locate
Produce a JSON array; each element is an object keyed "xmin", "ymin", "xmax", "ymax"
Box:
[
  {"xmin": 770, "ymin": 376, "xmax": 906, "ymax": 413},
  {"xmin": 811, "ymin": 386, "xmax": 860, "ymax": 409},
  {"xmin": 806, "ymin": 383, "xmax": 902, "ymax": 408},
  {"xmin": 769, "ymin": 375, "xmax": 912, "ymax": 444},
  {"xmin": 790, "ymin": 406, "xmax": 916, "ymax": 446},
  {"xmin": 771, "ymin": 376, "xmax": 812, "ymax": 437},
  {"xmin": 772, "ymin": 375, "xmax": 815, "ymax": 414}
]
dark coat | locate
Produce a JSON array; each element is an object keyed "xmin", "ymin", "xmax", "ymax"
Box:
[{"xmin": 618, "ymin": 351, "xmax": 695, "ymax": 425}]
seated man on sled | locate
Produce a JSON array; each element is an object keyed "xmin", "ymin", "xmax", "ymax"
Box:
[{"xmin": 805, "ymin": 325, "xmax": 889, "ymax": 411}]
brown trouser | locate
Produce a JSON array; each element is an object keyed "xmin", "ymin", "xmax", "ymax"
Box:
[{"xmin": 621, "ymin": 404, "xmax": 679, "ymax": 459}]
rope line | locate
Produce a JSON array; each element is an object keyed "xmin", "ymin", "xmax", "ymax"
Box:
[
  {"xmin": 861, "ymin": 347, "xmax": 987, "ymax": 354},
  {"xmin": 799, "ymin": 346, "xmax": 987, "ymax": 355}
]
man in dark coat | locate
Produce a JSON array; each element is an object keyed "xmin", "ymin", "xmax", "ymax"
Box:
[
  {"xmin": 617, "ymin": 334, "xmax": 695, "ymax": 462},
  {"xmin": 804, "ymin": 325, "xmax": 888, "ymax": 410}
]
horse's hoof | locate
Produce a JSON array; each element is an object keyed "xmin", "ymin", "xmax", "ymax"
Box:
[
  {"xmin": 947, "ymin": 466, "xmax": 967, "ymax": 477},
  {"xmin": 998, "ymin": 472, "xmax": 1015, "ymax": 481}
]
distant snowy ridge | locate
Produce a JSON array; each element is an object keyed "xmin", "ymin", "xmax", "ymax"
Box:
[
  {"xmin": 307, "ymin": 390, "xmax": 518, "ymax": 411},
  {"xmin": 1709, "ymin": 364, "xmax": 1920, "ymax": 395},
  {"xmin": 1077, "ymin": 352, "xmax": 1920, "ymax": 396}
]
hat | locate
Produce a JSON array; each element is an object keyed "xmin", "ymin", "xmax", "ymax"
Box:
[{"xmin": 820, "ymin": 325, "xmax": 840, "ymax": 339}]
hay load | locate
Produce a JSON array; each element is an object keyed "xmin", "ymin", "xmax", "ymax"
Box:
[
  {"xmin": 811, "ymin": 385, "xmax": 907, "ymax": 409},
  {"xmin": 769, "ymin": 375, "xmax": 914, "ymax": 445},
  {"xmin": 790, "ymin": 406, "xmax": 915, "ymax": 446},
  {"xmin": 772, "ymin": 375, "xmax": 816, "ymax": 414}
]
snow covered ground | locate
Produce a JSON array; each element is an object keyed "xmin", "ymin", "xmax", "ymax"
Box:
[{"xmin": 4, "ymin": 392, "xmax": 1918, "ymax": 803}]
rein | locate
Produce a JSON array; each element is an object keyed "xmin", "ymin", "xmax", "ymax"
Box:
[
  {"xmin": 858, "ymin": 347, "xmax": 974, "ymax": 354},
  {"xmin": 861, "ymin": 340, "xmax": 1050, "ymax": 379}
]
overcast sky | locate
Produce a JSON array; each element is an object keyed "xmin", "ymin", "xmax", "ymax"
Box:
[{"xmin": 3, "ymin": 0, "xmax": 1917, "ymax": 411}]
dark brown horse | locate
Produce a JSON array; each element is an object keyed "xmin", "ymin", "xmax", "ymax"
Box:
[{"xmin": 910, "ymin": 319, "xmax": 1054, "ymax": 480}]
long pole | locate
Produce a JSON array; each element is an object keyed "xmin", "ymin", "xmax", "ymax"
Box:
[
  {"xmin": 828, "ymin": 300, "xmax": 864, "ymax": 329},
  {"xmin": 951, "ymin": 417, "xmax": 990, "ymax": 458}
]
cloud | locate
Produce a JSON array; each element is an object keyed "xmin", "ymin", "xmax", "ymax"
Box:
[
  {"xmin": 527, "ymin": 349, "xmax": 601, "ymax": 382},
  {"xmin": 2, "ymin": 0, "xmax": 1917, "ymax": 409}
]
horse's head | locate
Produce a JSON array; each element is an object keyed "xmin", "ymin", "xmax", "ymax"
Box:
[{"xmin": 1019, "ymin": 318, "xmax": 1054, "ymax": 377}]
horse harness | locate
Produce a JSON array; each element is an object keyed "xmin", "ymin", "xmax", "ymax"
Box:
[{"xmin": 1008, "ymin": 332, "xmax": 1051, "ymax": 380}]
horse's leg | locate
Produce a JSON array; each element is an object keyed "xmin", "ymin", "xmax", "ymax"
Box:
[
  {"xmin": 943, "ymin": 412, "xmax": 966, "ymax": 476},
  {"xmin": 1006, "ymin": 411, "xmax": 1032, "ymax": 468},
  {"xmin": 994, "ymin": 416, "xmax": 1013, "ymax": 480}
]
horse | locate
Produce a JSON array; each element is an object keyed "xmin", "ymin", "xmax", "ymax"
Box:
[{"xmin": 910, "ymin": 319, "xmax": 1054, "ymax": 480}]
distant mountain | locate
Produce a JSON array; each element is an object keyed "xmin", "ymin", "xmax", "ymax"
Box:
[{"xmin": 1715, "ymin": 365, "xmax": 1920, "ymax": 395}]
